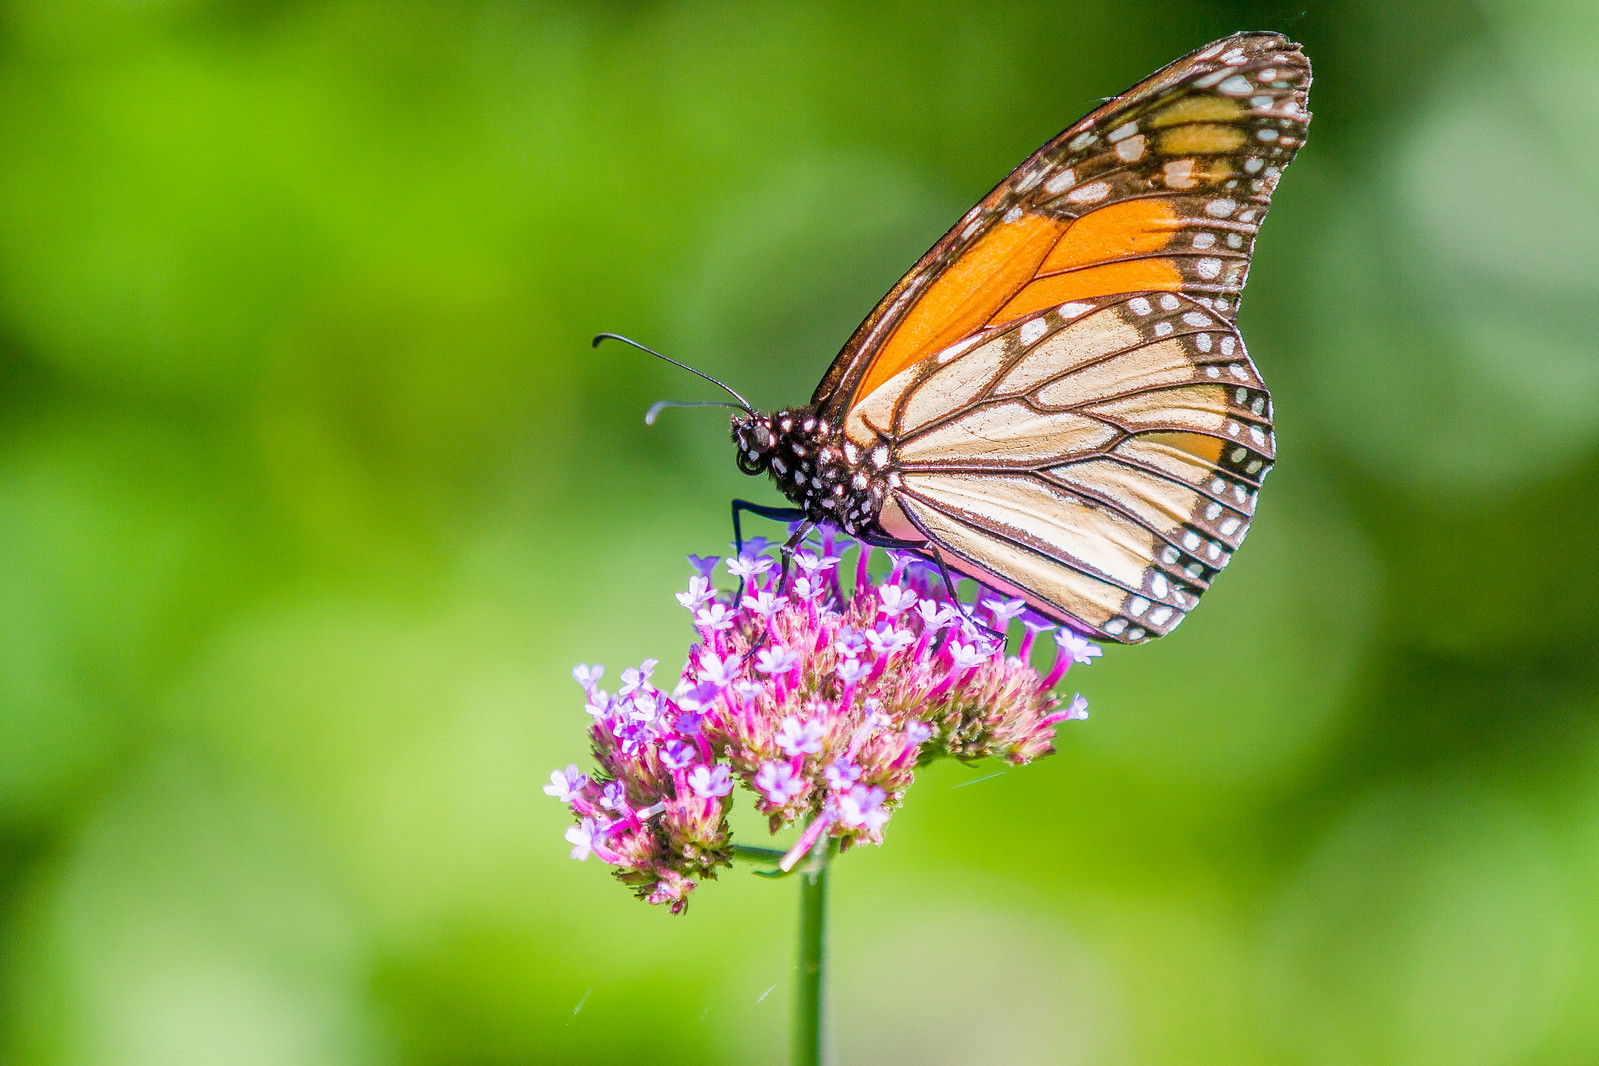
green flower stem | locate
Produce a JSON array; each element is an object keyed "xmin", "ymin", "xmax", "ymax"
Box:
[
  {"xmin": 731, "ymin": 843, "xmax": 787, "ymax": 862},
  {"xmin": 794, "ymin": 846, "xmax": 830, "ymax": 1066}
]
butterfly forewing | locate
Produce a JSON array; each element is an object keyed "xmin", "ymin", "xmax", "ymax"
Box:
[
  {"xmin": 736, "ymin": 33, "xmax": 1307, "ymax": 644},
  {"xmin": 861, "ymin": 292, "xmax": 1273, "ymax": 641},
  {"xmin": 814, "ymin": 31, "xmax": 1309, "ymax": 422}
]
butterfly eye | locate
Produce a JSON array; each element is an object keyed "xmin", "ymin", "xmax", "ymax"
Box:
[{"xmin": 734, "ymin": 420, "xmax": 776, "ymax": 475}]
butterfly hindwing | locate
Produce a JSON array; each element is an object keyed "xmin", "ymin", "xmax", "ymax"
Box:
[
  {"xmin": 815, "ymin": 31, "xmax": 1309, "ymax": 423},
  {"xmin": 858, "ymin": 292, "xmax": 1273, "ymax": 642}
]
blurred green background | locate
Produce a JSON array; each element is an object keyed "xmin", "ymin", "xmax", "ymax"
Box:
[{"xmin": 2, "ymin": 1, "xmax": 1597, "ymax": 1063}]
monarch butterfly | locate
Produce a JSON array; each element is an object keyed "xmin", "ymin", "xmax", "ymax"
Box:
[{"xmin": 605, "ymin": 32, "xmax": 1310, "ymax": 644}]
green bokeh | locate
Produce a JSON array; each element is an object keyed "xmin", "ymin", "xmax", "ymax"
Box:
[{"xmin": 2, "ymin": 3, "xmax": 1596, "ymax": 1063}]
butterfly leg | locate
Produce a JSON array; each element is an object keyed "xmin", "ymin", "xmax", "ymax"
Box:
[
  {"xmin": 860, "ymin": 532, "xmax": 1002, "ymax": 645},
  {"xmin": 731, "ymin": 498, "xmax": 807, "ymax": 596},
  {"xmin": 731, "ymin": 499, "xmax": 807, "ymax": 557},
  {"xmin": 778, "ymin": 521, "xmax": 815, "ymax": 591}
]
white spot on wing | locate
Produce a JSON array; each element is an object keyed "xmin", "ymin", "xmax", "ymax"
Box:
[
  {"xmin": 1043, "ymin": 167, "xmax": 1077, "ymax": 194},
  {"xmin": 1163, "ymin": 159, "xmax": 1198, "ymax": 189},
  {"xmin": 935, "ymin": 333, "xmax": 983, "ymax": 364},
  {"xmin": 1066, "ymin": 181, "xmax": 1112, "ymax": 204},
  {"xmin": 1113, "ymin": 134, "xmax": 1146, "ymax": 163}
]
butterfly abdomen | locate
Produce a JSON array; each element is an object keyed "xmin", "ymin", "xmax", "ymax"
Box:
[{"xmin": 733, "ymin": 408, "xmax": 894, "ymax": 536}]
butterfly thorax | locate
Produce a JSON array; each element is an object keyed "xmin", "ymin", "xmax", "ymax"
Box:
[{"xmin": 733, "ymin": 408, "xmax": 893, "ymax": 536}]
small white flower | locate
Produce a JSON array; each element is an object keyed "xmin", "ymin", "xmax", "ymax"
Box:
[
  {"xmin": 946, "ymin": 641, "xmax": 987, "ymax": 671},
  {"xmin": 775, "ymin": 716, "xmax": 825, "ymax": 757},
  {"xmin": 566, "ymin": 817, "xmax": 607, "ymax": 861},
  {"xmin": 837, "ymin": 786, "xmax": 889, "ymax": 831},
  {"xmin": 676, "ymin": 575, "xmax": 716, "ymax": 610},
  {"xmin": 1054, "ymin": 629, "xmax": 1103, "ymax": 665},
  {"xmin": 755, "ymin": 644, "xmax": 801, "ymax": 675},
  {"xmin": 543, "ymin": 764, "xmax": 588, "ymax": 802},
  {"xmin": 836, "ymin": 657, "xmax": 870, "ymax": 684},
  {"xmin": 878, "ymin": 585, "xmax": 920, "ymax": 619},
  {"xmin": 695, "ymin": 602, "xmax": 736, "ymax": 632},
  {"xmin": 742, "ymin": 589, "xmax": 790, "ymax": 619}
]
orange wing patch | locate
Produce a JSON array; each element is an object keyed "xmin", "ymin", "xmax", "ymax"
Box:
[
  {"xmin": 1143, "ymin": 430, "xmax": 1226, "ymax": 465},
  {"xmin": 1156, "ymin": 123, "xmax": 1247, "ymax": 155},
  {"xmin": 1038, "ymin": 200, "xmax": 1182, "ymax": 274},
  {"xmin": 819, "ymin": 33, "xmax": 1309, "ymax": 420},
  {"xmin": 992, "ymin": 200, "xmax": 1187, "ymax": 321},
  {"xmin": 1145, "ymin": 94, "xmax": 1248, "ymax": 128},
  {"xmin": 859, "ymin": 200, "xmax": 1192, "ymax": 399},
  {"xmin": 854, "ymin": 213, "xmax": 1066, "ymax": 402}
]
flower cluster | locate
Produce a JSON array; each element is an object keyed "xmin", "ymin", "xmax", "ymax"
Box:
[{"xmin": 548, "ymin": 529, "xmax": 1099, "ymax": 913}]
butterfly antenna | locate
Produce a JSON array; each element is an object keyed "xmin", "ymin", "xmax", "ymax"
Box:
[
  {"xmin": 592, "ymin": 333, "xmax": 755, "ymax": 414},
  {"xmin": 644, "ymin": 399, "xmax": 748, "ymax": 426}
]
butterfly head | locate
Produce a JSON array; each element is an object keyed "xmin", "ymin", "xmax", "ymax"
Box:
[
  {"xmin": 731, "ymin": 410, "xmax": 781, "ymax": 476},
  {"xmin": 733, "ymin": 407, "xmax": 892, "ymax": 535}
]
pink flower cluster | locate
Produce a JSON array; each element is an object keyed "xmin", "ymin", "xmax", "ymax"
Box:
[{"xmin": 549, "ymin": 531, "xmax": 1098, "ymax": 913}]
